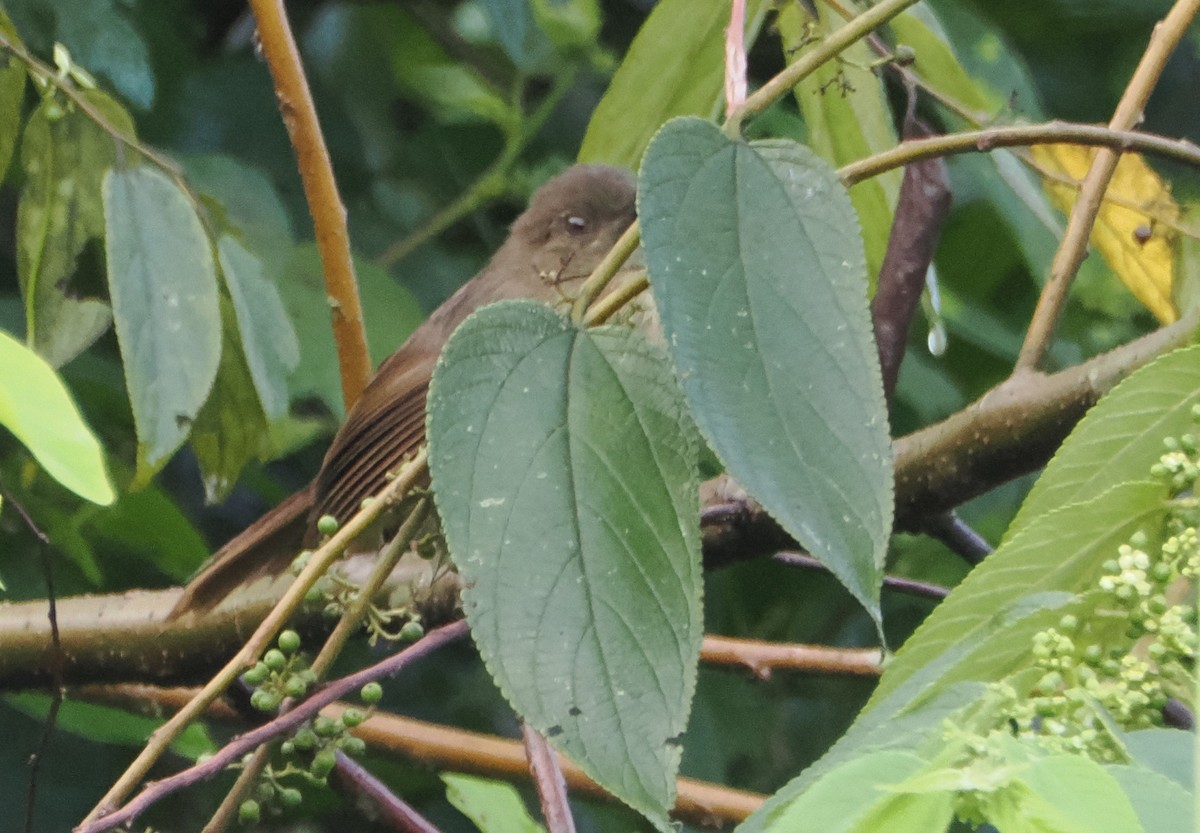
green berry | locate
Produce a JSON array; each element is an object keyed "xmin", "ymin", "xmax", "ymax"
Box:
[
  {"xmin": 242, "ymin": 663, "xmax": 269, "ymax": 686},
  {"xmin": 255, "ymin": 782, "xmax": 276, "ymax": 803},
  {"xmin": 278, "ymin": 630, "xmax": 302, "ymax": 654},
  {"xmin": 360, "ymin": 682, "xmax": 383, "ymax": 704},
  {"xmin": 340, "ymin": 736, "xmax": 367, "ymax": 757},
  {"xmin": 311, "ymin": 749, "xmax": 337, "ymax": 779},
  {"xmin": 280, "ymin": 740, "xmax": 295, "ymax": 756},
  {"xmin": 399, "ymin": 621, "xmax": 425, "ymax": 642},
  {"xmin": 279, "ymin": 787, "xmax": 303, "ymax": 809},
  {"xmin": 238, "ymin": 799, "xmax": 261, "ymax": 825},
  {"xmin": 250, "ymin": 689, "xmax": 281, "ymax": 712},
  {"xmin": 285, "ymin": 675, "xmax": 309, "ymax": 698},
  {"xmin": 292, "ymin": 727, "xmax": 318, "ymax": 750},
  {"xmin": 317, "ymin": 514, "xmax": 339, "ymax": 536},
  {"xmin": 264, "ymin": 649, "xmax": 287, "ymax": 672},
  {"xmin": 291, "ymin": 550, "xmax": 312, "ymax": 574},
  {"xmin": 313, "ymin": 715, "xmax": 339, "ymax": 737},
  {"xmin": 341, "ymin": 708, "xmax": 366, "ymax": 728}
]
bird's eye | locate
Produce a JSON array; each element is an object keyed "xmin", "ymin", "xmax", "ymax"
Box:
[{"xmin": 566, "ymin": 215, "xmax": 587, "ymax": 232}]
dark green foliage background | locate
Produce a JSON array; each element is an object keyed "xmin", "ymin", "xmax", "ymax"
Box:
[{"xmin": 0, "ymin": 0, "xmax": 1198, "ymax": 831}]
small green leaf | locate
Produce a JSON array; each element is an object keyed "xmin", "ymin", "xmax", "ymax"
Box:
[
  {"xmin": 17, "ymin": 91, "xmax": 134, "ymax": 366},
  {"xmin": 639, "ymin": 117, "xmax": 892, "ymax": 626},
  {"xmin": 984, "ymin": 756, "xmax": 1145, "ymax": 833},
  {"xmin": 1010, "ymin": 344, "xmax": 1200, "ymax": 541},
  {"xmin": 428, "ymin": 301, "xmax": 702, "ymax": 831},
  {"xmin": 442, "ymin": 773, "xmax": 546, "ymax": 833},
  {"xmin": 579, "ymin": 0, "xmax": 768, "ymax": 169},
  {"xmin": 0, "ymin": 329, "xmax": 113, "ymax": 505},
  {"xmin": 103, "ymin": 165, "xmax": 221, "ymax": 476},
  {"xmin": 190, "ymin": 299, "xmax": 272, "ymax": 503},
  {"xmin": 218, "ymin": 236, "xmax": 299, "ymax": 419}
]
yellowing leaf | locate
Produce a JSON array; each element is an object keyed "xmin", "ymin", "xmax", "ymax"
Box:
[{"xmin": 1031, "ymin": 144, "xmax": 1177, "ymax": 323}]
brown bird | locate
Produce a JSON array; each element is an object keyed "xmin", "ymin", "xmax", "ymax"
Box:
[{"xmin": 171, "ymin": 164, "xmax": 638, "ymax": 616}]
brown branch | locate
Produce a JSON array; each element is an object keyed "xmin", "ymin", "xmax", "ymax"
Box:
[
  {"xmin": 522, "ymin": 724, "xmax": 577, "ymax": 833},
  {"xmin": 1015, "ymin": 0, "xmax": 1200, "ymax": 371},
  {"xmin": 700, "ymin": 635, "xmax": 882, "ymax": 679},
  {"xmin": 247, "ymin": 0, "xmax": 370, "ymax": 408}
]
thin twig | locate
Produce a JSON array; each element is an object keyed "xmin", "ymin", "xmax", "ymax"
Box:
[
  {"xmin": 569, "ymin": 221, "xmax": 642, "ymax": 323},
  {"xmin": 332, "ymin": 752, "xmax": 445, "ymax": 833},
  {"xmin": 772, "ymin": 551, "xmax": 949, "ymax": 600},
  {"xmin": 838, "ymin": 122, "xmax": 1200, "ymax": 188},
  {"xmin": 700, "ymin": 634, "xmax": 882, "ymax": 678},
  {"xmin": 76, "ymin": 450, "xmax": 429, "ymax": 830},
  {"xmin": 247, "ymin": 0, "xmax": 370, "ymax": 407},
  {"xmin": 76, "ymin": 620, "xmax": 469, "ymax": 833},
  {"xmin": 522, "ymin": 724, "xmax": 577, "ymax": 833},
  {"xmin": 1015, "ymin": 0, "xmax": 1200, "ymax": 371}
]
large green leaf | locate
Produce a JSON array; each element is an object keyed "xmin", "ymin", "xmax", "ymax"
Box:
[
  {"xmin": 638, "ymin": 117, "xmax": 892, "ymax": 625},
  {"xmin": 870, "ymin": 481, "xmax": 1167, "ymax": 706},
  {"xmin": 428, "ymin": 301, "xmax": 702, "ymax": 831},
  {"xmin": 1105, "ymin": 763, "xmax": 1192, "ymax": 833},
  {"xmin": 103, "ymin": 165, "xmax": 221, "ymax": 476},
  {"xmin": 16, "ymin": 91, "xmax": 134, "ymax": 366},
  {"xmin": 0, "ymin": 329, "xmax": 113, "ymax": 505},
  {"xmin": 578, "ymin": 0, "xmax": 767, "ymax": 169},
  {"xmin": 985, "ymin": 756, "xmax": 1145, "ymax": 833},
  {"xmin": 1009, "ymin": 344, "xmax": 1200, "ymax": 541},
  {"xmin": 217, "ymin": 235, "xmax": 299, "ymax": 419}
]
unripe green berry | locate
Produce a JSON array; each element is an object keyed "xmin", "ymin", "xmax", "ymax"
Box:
[
  {"xmin": 340, "ymin": 736, "xmax": 367, "ymax": 757},
  {"xmin": 1058, "ymin": 615, "xmax": 1079, "ymax": 633},
  {"xmin": 251, "ymin": 689, "xmax": 281, "ymax": 712},
  {"xmin": 291, "ymin": 550, "xmax": 312, "ymax": 574},
  {"xmin": 311, "ymin": 749, "xmax": 337, "ymax": 779},
  {"xmin": 317, "ymin": 514, "xmax": 339, "ymax": 536},
  {"xmin": 242, "ymin": 663, "xmax": 269, "ymax": 686},
  {"xmin": 278, "ymin": 630, "xmax": 302, "ymax": 653},
  {"xmin": 238, "ymin": 799, "xmax": 261, "ymax": 825},
  {"xmin": 263, "ymin": 649, "xmax": 287, "ymax": 672},
  {"xmin": 255, "ymin": 782, "xmax": 276, "ymax": 803},
  {"xmin": 360, "ymin": 682, "xmax": 383, "ymax": 704},
  {"xmin": 285, "ymin": 675, "xmax": 309, "ymax": 698},
  {"xmin": 280, "ymin": 740, "xmax": 295, "ymax": 756},
  {"xmin": 399, "ymin": 621, "xmax": 425, "ymax": 642},
  {"xmin": 279, "ymin": 787, "xmax": 303, "ymax": 808},
  {"xmin": 293, "ymin": 728, "xmax": 318, "ymax": 750},
  {"xmin": 341, "ymin": 708, "xmax": 366, "ymax": 728},
  {"xmin": 313, "ymin": 715, "xmax": 339, "ymax": 737}
]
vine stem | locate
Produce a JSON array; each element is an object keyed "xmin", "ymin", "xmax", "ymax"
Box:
[
  {"xmin": 248, "ymin": 0, "xmax": 370, "ymax": 408},
  {"xmin": 1015, "ymin": 0, "xmax": 1200, "ymax": 372}
]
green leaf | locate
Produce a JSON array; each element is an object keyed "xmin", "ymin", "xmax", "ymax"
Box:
[
  {"xmin": 218, "ymin": 236, "xmax": 299, "ymax": 419},
  {"xmin": 870, "ymin": 481, "xmax": 1167, "ymax": 706},
  {"xmin": 428, "ymin": 301, "xmax": 702, "ymax": 831},
  {"xmin": 51, "ymin": 0, "xmax": 156, "ymax": 109},
  {"xmin": 530, "ymin": 0, "xmax": 601, "ymax": 52},
  {"xmin": 1105, "ymin": 763, "xmax": 1192, "ymax": 833},
  {"xmin": 0, "ymin": 329, "xmax": 114, "ymax": 505},
  {"xmin": 886, "ymin": 9, "xmax": 1001, "ymax": 116},
  {"xmin": 277, "ymin": 242, "xmax": 423, "ymax": 419},
  {"xmin": 481, "ymin": 0, "xmax": 555, "ymax": 72},
  {"xmin": 578, "ymin": 0, "xmax": 768, "ymax": 169},
  {"xmin": 183, "ymin": 154, "xmax": 294, "ymax": 264},
  {"xmin": 985, "ymin": 756, "xmax": 1145, "ymax": 833},
  {"xmin": 1010, "ymin": 344, "xmax": 1200, "ymax": 541},
  {"xmin": 760, "ymin": 750, "xmax": 951, "ymax": 833},
  {"xmin": 84, "ymin": 480, "xmax": 210, "ymax": 581},
  {"xmin": 103, "ymin": 165, "xmax": 221, "ymax": 476},
  {"xmin": 16, "ymin": 91, "xmax": 134, "ymax": 366},
  {"xmin": 442, "ymin": 773, "xmax": 546, "ymax": 833},
  {"xmin": 0, "ymin": 11, "xmax": 27, "ymax": 183},
  {"xmin": 638, "ymin": 118, "xmax": 892, "ymax": 625},
  {"xmin": 778, "ymin": 2, "xmax": 901, "ymax": 287},
  {"xmin": 190, "ymin": 299, "xmax": 272, "ymax": 503},
  {"xmin": 1121, "ymin": 728, "xmax": 1194, "ymax": 791}
]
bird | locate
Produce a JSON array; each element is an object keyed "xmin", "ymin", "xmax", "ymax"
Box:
[{"xmin": 170, "ymin": 164, "xmax": 638, "ymax": 617}]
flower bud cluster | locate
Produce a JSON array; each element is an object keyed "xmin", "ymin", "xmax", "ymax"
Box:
[{"xmin": 1003, "ymin": 415, "xmax": 1200, "ymax": 760}]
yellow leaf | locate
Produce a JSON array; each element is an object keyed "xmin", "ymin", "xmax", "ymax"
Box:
[{"xmin": 1031, "ymin": 144, "xmax": 1178, "ymax": 323}]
